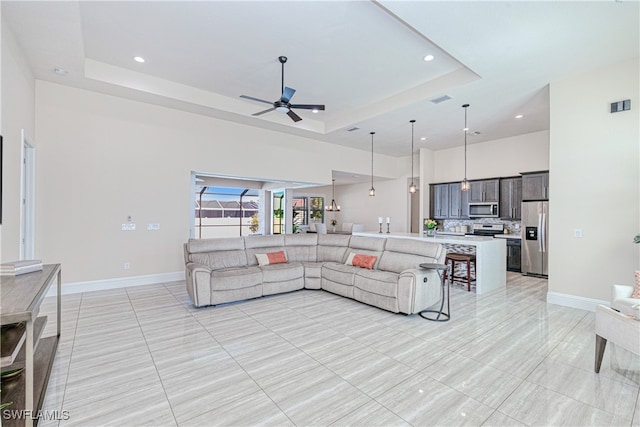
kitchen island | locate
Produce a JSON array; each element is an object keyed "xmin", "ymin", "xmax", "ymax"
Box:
[{"xmin": 353, "ymin": 232, "xmax": 506, "ymax": 294}]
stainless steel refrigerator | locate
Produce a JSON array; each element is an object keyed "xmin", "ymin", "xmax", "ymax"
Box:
[{"xmin": 521, "ymin": 201, "xmax": 549, "ymax": 277}]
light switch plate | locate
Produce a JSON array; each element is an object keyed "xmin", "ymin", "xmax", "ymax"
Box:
[
  {"xmin": 147, "ymin": 223, "xmax": 160, "ymax": 231},
  {"xmin": 122, "ymin": 223, "xmax": 136, "ymax": 231}
]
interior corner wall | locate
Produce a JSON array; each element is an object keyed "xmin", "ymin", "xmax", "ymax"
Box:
[
  {"xmin": 34, "ymin": 81, "xmax": 404, "ymax": 284},
  {"xmin": 549, "ymin": 57, "xmax": 639, "ymax": 302},
  {"xmin": 419, "ymin": 147, "xmax": 436, "ymax": 224},
  {"xmin": 1, "ymin": 20, "xmax": 36, "ymax": 262},
  {"xmin": 331, "ymin": 178, "xmax": 410, "ymax": 233}
]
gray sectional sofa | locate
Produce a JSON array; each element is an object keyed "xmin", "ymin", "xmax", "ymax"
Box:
[{"xmin": 184, "ymin": 234, "xmax": 447, "ymax": 315}]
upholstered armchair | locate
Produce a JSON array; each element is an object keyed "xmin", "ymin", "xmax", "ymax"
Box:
[
  {"xmin": 611, "ymin": 284, "xmax": 640, "ymax": 317},
  {"xmin": 595, "ymin": 304, "xmax": 640, "ymax": 372}
]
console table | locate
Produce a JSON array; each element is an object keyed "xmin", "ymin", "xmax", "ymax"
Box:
[{"xmin": 1, "ymin": 264, "xmax": 61, "ymax": 427}]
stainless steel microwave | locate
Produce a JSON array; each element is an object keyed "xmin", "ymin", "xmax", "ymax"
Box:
[{"xmin": 468, "ymin": 202, "xmax": 499, "ymax": 218}]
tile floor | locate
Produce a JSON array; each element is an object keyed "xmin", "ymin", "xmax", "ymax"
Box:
[{"xmin": 33, "ymin": 273, "xmax": 639, "ymax": 426}]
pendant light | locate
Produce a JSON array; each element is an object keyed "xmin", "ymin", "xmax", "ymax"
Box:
[
  {"xmin": 325, "ymin": 179, "xmax": 340, "ymax": 211},
  {"xmin": 409, "ymin": 120, "xmax": 417, "ymax": 194},
  {"xmin": 369, "ymin": 132, "xmax": 376, "ymax": 197},
  {"xmin": 461, "ymin": 104, "xmax": 471, "ymax": 192}
]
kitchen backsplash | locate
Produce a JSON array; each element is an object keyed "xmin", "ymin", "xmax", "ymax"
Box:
[{"xmin": 437, "ymin": 218, "xmax": 522, "ymax": 235}]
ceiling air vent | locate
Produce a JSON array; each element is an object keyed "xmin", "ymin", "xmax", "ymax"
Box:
[
  {"xmin": 346, "ymin": 127, "xmax": 360, "ymax": 132},
  {"xmin": 429, "ymin": 95, "xmax": 452, "ymax": 104}
]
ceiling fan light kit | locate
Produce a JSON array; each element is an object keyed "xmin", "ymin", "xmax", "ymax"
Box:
[{"xmin": 240, "ymin": 56, "xmax": 325, "ymax": 123}]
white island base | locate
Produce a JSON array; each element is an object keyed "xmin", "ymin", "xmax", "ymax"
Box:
[{"xmin": 353, "ymin": 232, "xmax": 506, "ymax": 294}]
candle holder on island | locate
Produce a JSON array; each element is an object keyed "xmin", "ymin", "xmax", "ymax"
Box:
[
  {"xmin": 379, "ymin": 223, "xmax": 383, "ymax": 233},
  {"xmin": 386, "ymin": 223, "xmax": 390, "ymax": 233}
]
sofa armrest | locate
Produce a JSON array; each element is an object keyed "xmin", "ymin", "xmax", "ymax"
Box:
[
  {"xmin": 186, "ymin": 262, "xmax": 212, "ymax": 307},
  {"xmin": 612, "ymin": 284, "xmax": 634, "ymax": 301},
  {"xmin": 397, "ymin": 268, "xmax": 441, "ymax": 314}
]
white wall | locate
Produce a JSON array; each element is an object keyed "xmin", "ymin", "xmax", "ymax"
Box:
[
  {"xmin": 33, "ymin": 82, "xmax": 406, "ymax": 284},
  {"xmin": 329, "ymin": 178, "xmax": 411, "ymax": 233},
  {"xmin": 549, "ymin": 58, "xmax": 639, "ymax": 302},
  {"xmin": 0, "ymin": 20, "xmax": 36, "ymax": 262},
  {"xmin": 432, "ymin": 130, "xmax": 550, "ymax": 183}
]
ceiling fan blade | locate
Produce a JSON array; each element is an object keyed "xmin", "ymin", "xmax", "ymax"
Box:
[
  {"xmin": 280, "ymin": 87, "xmax": 296, "ymax": 103},
  {"xmin": 240, "ymin": 95, "xmax": 274, "ymax": 105},
  {"xmin": 252, "ymin": 107, "xmax": 276, "ymax": 116},
  {"xmin": 291, "ymin": 104, "xmax": 325, "ymax": 111},
  {"xmin": 287, "ymin": 110, "xmax": 302, "ymax": 122}
]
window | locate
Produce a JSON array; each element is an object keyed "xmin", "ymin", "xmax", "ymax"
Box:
[
  {"xmin": 194, "ymin": 186, "xmax": 259, "ymax": 238},
  {"xmin": 272, "ymin": 192, "xmax": 284, "ymax": 234},
  {"xmin": 292, "ymin": 196, "xmax": 324, "ymax": 232}
]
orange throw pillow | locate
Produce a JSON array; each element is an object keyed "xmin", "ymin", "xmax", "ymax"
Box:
[
  {"xmin": 632, "ymin": 271, "xmax": 640, "ymax": 298},
  {"xmin": 351, "ymin": 253, "xmax": 377, "ymax": 270},
  {"xmin": 255, "ymin": 251, "xmax": 287, "ymax": 266},
  {"xmin": 267, "ymin": 251, "xmax": 287, "ymax": 264}
]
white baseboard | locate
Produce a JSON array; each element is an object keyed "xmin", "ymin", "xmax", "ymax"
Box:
[
  {"xmin": 546, "ymin": 291, "xmax": 608, "ymax": 312},
  {"xmin": 47, "ymin": 271, "xmax": 185, "ymax": 297}
]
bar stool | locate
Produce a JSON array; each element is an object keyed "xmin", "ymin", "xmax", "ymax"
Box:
[{"xmin": 443, "ymin": 252, "xmax": 476, "ymax": 291}]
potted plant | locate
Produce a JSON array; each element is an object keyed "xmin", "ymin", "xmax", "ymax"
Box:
[
  {"xmin": 330, "ymin": 219, "xmax": 337, "ymax": 232},
  {"xmin": 635, "ymin": 234, "xmax": 640, "ymax": 244},
  {"xmin": 424, "ymin": 219, "xmax": 438, "ymax": 236},
  {"xmin": 248, "ymin": 214, "xmax": 259, "ymax": 234}
]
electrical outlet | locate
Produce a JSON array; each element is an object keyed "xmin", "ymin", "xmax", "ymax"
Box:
[
  {"xmin": 574, "ymin": 229, "xmax": 583, "ymax": 238},
  {"xmin": 122, "ymin": 223, "xmax": 136, "ymax": 231},
  {"xmin": 123, "ymin": 262, "xmax": 130, "ymax": 270}
]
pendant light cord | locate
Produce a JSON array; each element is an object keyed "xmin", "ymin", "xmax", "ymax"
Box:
[{"xmin": 410, "ymin": 120, "xmax": 415, "ymax": 185}]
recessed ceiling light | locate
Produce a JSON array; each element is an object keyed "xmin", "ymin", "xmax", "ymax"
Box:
[
  {"xmin": 133, "ymin": 56, "xmax": 145, "ymax": 63},
  {"xmin": 53, "ymin": 68, "xmax": 68, "ymax": 76},
  {"xmin": 423, "ymin": 55, "xmax": 435, "ymax": 62},
  {"xmin": 420, "ymin": 137, "xmax": 426, "ymax": 141},
  {"xmin": 515, "ymin": 114, "xmax": 524, "ymax": 119}
]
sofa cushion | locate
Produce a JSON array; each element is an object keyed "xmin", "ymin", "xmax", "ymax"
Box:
[
  {"xmin": 245, "ymin": 235, "xmax": 286, "ymax": 266},
  {"xmin": 261, "ymin": 262, "xmax": 304, "ymax": 283},
  {"xmin": 255, "ymin": 251, "xmax": 288, "ymax": 266},
  {"xmin": 354, "ymin": 269, "xmax": 400, "ymax": 298},
  {"xmin": 210, "ymin": 266, "xmax": 263, "ymax": 290},
  {"xmin": 317, "ymin": 234, "xmax": 351, "ymax": 263},
  {"xmin": 284, "ymin": 234, "xmax": 318, "ymax": 262},
  {"xmin": 187, "ymin": 238, "xmax": 248, "ymax": 270},
  {"xmin": 302, "ymin": 262, "xmax": 323, "ymax": 278},
  {"xmin": 346, "ymin": 236, "xmax": 385, "ymax": 269},
  {"xmin": 378, "ymin": 238, "xmax": 445, "ymax": 274},
  {"xmin": 321, "ymin": 262, "xmax": 359, "ymax": 286},
  {"xmin": 187, "ymin": 237, "xmax": 244, "ymax": 254},
  {"xmin": 349, "ymin": 236, "xmax": 387, "ymax": 252}
]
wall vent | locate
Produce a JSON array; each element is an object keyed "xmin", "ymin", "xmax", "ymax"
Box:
[
  {"xmin": 430, "ymin": 94, "xmax": 452, "ymax": 104},
  {"xmin": 346, "ymin": 127, "xmax": 360, "ymax": 132},
  {"xmin": 610, "ymin": 99, "xmax": 631, "ymax": 113}
]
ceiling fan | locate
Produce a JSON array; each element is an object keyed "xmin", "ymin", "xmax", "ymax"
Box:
[{"xmin": 240, "ymin": 56, "xmax": 325, "ymax": 123}]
